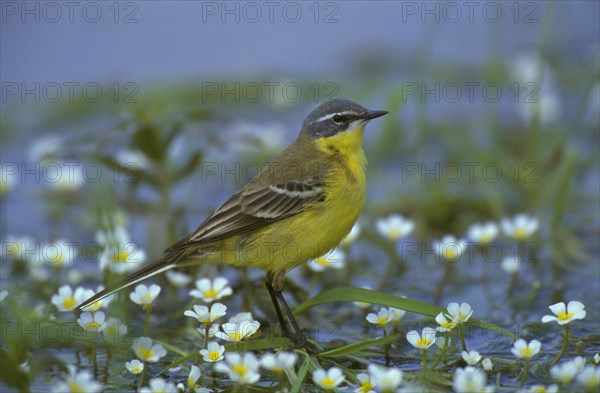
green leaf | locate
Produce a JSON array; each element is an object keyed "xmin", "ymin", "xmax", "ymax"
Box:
[
  {"xmin": 224, "ymin": 337, "xmax": 293, "ymax": 352},
  {"xmin": 320, "ymin": 334, "xmax": 398, "ymax": 358},
  {"xmin": 290, "ymin": 352, "xmax": 310, "ymax": 393},
  {"xmin": 294, "ymin": 287, "xmax": 516, "ymax": 339}
]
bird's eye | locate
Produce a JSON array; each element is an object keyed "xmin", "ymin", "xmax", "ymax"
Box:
[{"xmin": 332, "ymin": 114, "xmax": 344, "ymax": 124}]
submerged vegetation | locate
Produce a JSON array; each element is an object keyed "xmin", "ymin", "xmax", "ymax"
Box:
[{"xmin": 1, "ymin": 49, "xmax": 599, "ymax": 392}]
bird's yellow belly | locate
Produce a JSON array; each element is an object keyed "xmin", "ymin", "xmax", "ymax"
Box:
[{"xmin": 213, "ymin": 177, "xmax": 365, "ymax": 272}]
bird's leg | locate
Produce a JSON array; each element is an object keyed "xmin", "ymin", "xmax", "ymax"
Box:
[
  {"xmin": 265, "ymin": 278, "xmax": 291, "ymax": 338},
  {"xmin": 267, "ymin": 271, "xmax": 318, "ymax": 353}
]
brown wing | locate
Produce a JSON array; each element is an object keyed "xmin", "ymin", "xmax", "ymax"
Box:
[{"xmin": 164, "ymin": 179, "xmax": 325, "ymax": 253}]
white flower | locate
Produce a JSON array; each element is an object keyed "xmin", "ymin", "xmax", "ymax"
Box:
[
  {"xmin": 215, "ymin": 320, "xmax": 260, "ymax": 342},
  {"xmin": 166, "ymin": 270, "xmax": 192, "ymax": 287},
  {"xmin": 99, "ymin": 241, "xmax": 146, "ymax": 274},
  {"xmin": 185, "ymin": 303, "xmax": 227, "ymax": 324},
  {"xmin": 130, "ymin": 284, "xmax": 161, "ymax": 307},
  {"xmin": 482, "ymin": 358, "xmax": 493, "ymax": 371},
  {"xmin": 550, "ymin": 357, "xmax": 586, "ymax": 385},
  {"xmin": 29, "ymin": 135, "xmax": 62, "ymax": 163},
  {"xmin": 461, "ymin": 350, "xmax": 482, "ymax": 366},
  {"xmin": 77, "ymin": 311, "xmax": 107, "ymax": 332},
  {"xmin": 375, "ymin": 214, "xmax": 414, "ymax": 240},
  {"xmin": 132, "ymin": 337, "xmax": 167, "ymax": 362},
  {"xmin": 366, "ymin": 308, "xmax": 393, "ymax": 328},
  {"xmin": 189, "ymin": 277, "xmax": 233, "ymax": 303},
  {"xmin": 260, "ymin": 351, "xmax": 298, "ymax": 373},
  {"xmin": 541, "ymin": 301, "xmax": 586, "ymax": 325},
  {"xmin": 389, "ymin": 307, "xmax": 406, "ymax": 324},
  {"xmin": 214, "ymin": 352, "xmax": 261, "ymax": 385},
  {"xmin": 308, "ymin": 248, "xmax": 346, "ymax": 272},
  {"xmin": 95, "ymin": 227, "xmax": 130, "ymax": 249},
  {"xmin": 466, "ymin": 222, "xmax": 499, "ymax": 245},
  {"xmin": 312, "ymin": 367, "xmax": 345, "ymax": 390},
  {"xmin": 446, "ymin": 302, "xmax": 474, "ymax": 323},
  {"xmin": 228, "ymin": 312, "xmax": 254, "ymax": 324},
  {"xmin": 196, "ymin": 323, "xmax": 220, "ymax": 338},
  {"xmin": 104, "ymin": 317, "xmax": 128, "ymax": 341},
  {"xmin": 138, "ymin": 378, "xmax": 178, "ymax": 393},
  {"xmin": 527, "ymin": 384, "xmax": 559, "ymax": 393},
  {"xmin": 452, "ymin": 366, "xmax": 489, "ymax": 393},
  {"xmin": 594, "ymin": 353, "xmax": 600, "ymax": 365},
  {"xmin": 355, "ymin": 372, "xmax": 374, "ymax": 393},
  {"xmin": 0, "ymin": 290, "xmax": 7, "ymax": 302},
  {"xmin": 435, "ymin": 312, "xmax": 457, "ymax": 332},
  {"xmin": 433, "ymin": 235, "xmax": 467, "ymax": 261},
  {"xmin": 1, "ymin": 236, "xmax": 36, "ymax": 263},
  {"xmin": 40, "ymin": 239, "xmax": 77, "ymax": 268},
  {"xmin": 575, "ymin": 365, "xmax": 599, "ymax": 391},
  {"xmin": 368, "ymin": 364, "xmax": 403, "ymax": 392},
  {"xmin": 436, "ymin": 336, "xmax": 451, "ymax": 350},
  {"xmin": 341, "ymin": 222, "xmax": 362, "ymax": 247},
  {"xmin": 511, "ymin": 339, "xmax": 541, "ymax": 359},
  {"xmin": 500, "ymin": 214, "xmax": 539, "ymax": 240},
  {"xmin": 116, "ymin": 150, "xmax": 151, "ymax": 170},
  {"xmin": 406, "ymin": 327, "xmax": 437, "ymax": 350},
  {"xmin": 46, "ymin": 162, "xmax": 85, "ymax": 191},
  {"xmin": 52, "ymin": 285, "xmax": 89, "ymax": 312},
  {"xmin": 501, "ymin": 256, "xmax": 520, "ymax": 274},
  {"xmin": 51, "ymin": 365, "xmax": 102, "ymax": 393},
  {"xmin": 199, "ymin": 341, "xmax": 225, "ymax": 362},
  {"xmin": 188, "ymin": 365, "xmax": 201, "ymax": 389},
  {"xmin": 125, "ymin": 359, "xmax": 144, "ymax": 374}
]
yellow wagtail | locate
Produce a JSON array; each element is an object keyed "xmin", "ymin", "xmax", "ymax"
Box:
[{"xmin": 77, "ymin": 99, "xmax": 387, "ymax": 349}]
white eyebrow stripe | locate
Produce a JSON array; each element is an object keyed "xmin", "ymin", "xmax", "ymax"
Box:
[{"xmin": 313, "ymin": 110, "xmax": 360, "ymax": 124}]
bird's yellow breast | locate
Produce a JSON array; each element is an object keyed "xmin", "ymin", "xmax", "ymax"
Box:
[{"xmin": 213, "ymin": 126, "xmax": 368, "ymax": 272}]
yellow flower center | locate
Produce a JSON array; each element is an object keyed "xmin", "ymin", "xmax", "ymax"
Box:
[
  {"xmin": 557, "ymin": 311, "xmax": 573, "ymax": 321},
  {"xmin": 143, "ymin": 294, "xmax": 154, "ymax": 300},
  {"xmin": 68, "ymin": 382, "xmax": 84, "ymax": 393},
  {"xmin": 416, "ymin": 338, "xmax": 431, "ymax": 347},
  {"xmin": 63, "ymin": 297, "xmax": 76, "ymax": 310},
  {"xmin": 228, "ymin": 333, "xmax": 244, "ymax": 341},
  {"xmin": 203, "ymin": 289, "xmax": 219, "ymax": 299},
  {"xmin": 208, "ymin": 351, "xmax": 221, "ymax": 361},
  {"xmin": 441, "ymin": 321, "xmax": 455, "ymax": 329},
  {"xmin": 139, "ymin": 348, "xmax": 154, "ymax": 360},
  {"xmin": 443, "ymin": 247, "xmax": 458, "ymax": 260},
  {"xmin": 388, "ymin": 229, "xmax": 401, "ymax": 239},
  {"xmin": 131, "ymin": 366, "xmax": 142, "ymax": 373},
  {"xmin": 376, "ymin": 317, "xmax": 389, "ymax": 326},
  {"xmin": 321, "ymin": 377, "xmax": 336, "ymax": 389},
  {"xmin": 49, "ymin": 254, "xmax": 64, "ymax": 264},
  {"xmin": 514, "ymin": 228, "xmax": 528, "ymax": 239},
  {"xmin": 460, "ymin": 313, "xmax": 467, "ymax": 320},
  {"xmin": 188, "ymin": 377, "xmax": 197, "ymax": 388},
  {"xmin": 359, "ymin": 380, "xmax": 374, "ymax": 392},
  {"xmin": 530, "ymin": 387, "xmax": 547, "ymax": 393},
  {"xmin": 231, "ymin": 364, "xmax": 248, "ymax": 378},
  {"xmin": 479, "ymin": 234, "xmax": 492, "ymax": 244},
  {"xmin": 112, "ymin": 250, "xmax": 130, "ymax": 263},
  {"xmin": 520, "ymin": 348, "xmax": 533, "ymax": 357},
  {"xmin": 85, "ymin": 322, "xmax": 101, "ymax": 331},
  {"xmin": 315, "ymin": 256, "xmax": 330, "ymax": 266}
]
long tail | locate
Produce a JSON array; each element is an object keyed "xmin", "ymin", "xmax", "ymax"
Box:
[{"xmin": 75, "ymin": 258, "xmax": 175, "ymax": 311}]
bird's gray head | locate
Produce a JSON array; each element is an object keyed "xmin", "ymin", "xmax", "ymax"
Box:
[{"xmin": 300, "ymin": 99, "xmax": 388, "ymax": 138}]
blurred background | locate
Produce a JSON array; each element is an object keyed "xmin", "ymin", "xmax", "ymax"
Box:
[{"xmin": 1, "ymin": 0, "xmax": 599, "ymax": 391}]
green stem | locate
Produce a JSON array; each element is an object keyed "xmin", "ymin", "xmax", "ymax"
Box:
[
  {"xmin": 421, "ymin": 349, "xmax": 427, "ymax": 378},
  {"xmin": 92, "ymin": 346, "xmax": 97, "ymax": 379},
  {"xmin": 139, "ymin": 361, "xmax": 147, "ymax": 387},
  {"xmin": 204, "ymin": 325, "xmax": 210, "ymax": 349},
  {"xmin": 519, "ymin": 358, "xmax": 530, "ymax": 388},
  {"xmin": 143, "ymin": 305, "xmax": 152, "ymax": 336},
  {"xmin": 430, "ymin": 334, "xmax": 449, "ymax": 370},
  {"xmin": 459, "ymin": 325, "xmax": 467, "ymax": 351},
  {"xmin": 382, "ymin": 327, "xmax": 389, "ymax": 367},
  {"xmin": 550, "ymin": 325, "xmax": 570, "ymax": 366}
]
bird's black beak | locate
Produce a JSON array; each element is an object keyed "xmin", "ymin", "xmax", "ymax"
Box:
[{"xmin": 362, "ymin": 109, "xmax": 389, "ymax": 121}]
